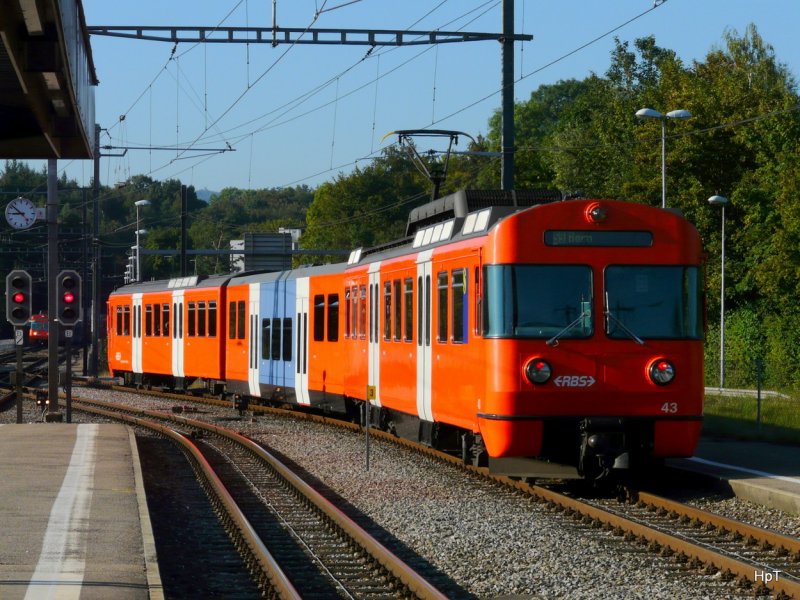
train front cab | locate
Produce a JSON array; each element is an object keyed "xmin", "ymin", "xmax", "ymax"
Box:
[{"xmin": 477, "ymin": 199, "xmax": 705, "ymax": 479}]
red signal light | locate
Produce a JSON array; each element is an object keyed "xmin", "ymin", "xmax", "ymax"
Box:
[
  {"xmin": 12, "ymin": 292, "xmax": 25, "ymax": 303},
  {"xmin": 63, "ymin": 292, "xmax": 75, "ymax": 304}
]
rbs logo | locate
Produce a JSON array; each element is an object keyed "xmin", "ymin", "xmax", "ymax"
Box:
[{"xmin": 553, "ymin": 375, "xmax": 596, "ymax": 388}]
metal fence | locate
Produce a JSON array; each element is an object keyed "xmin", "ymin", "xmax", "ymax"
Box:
[{"xmin": 703, "ymin": 359, "xmax": 800, "ymax": 441}]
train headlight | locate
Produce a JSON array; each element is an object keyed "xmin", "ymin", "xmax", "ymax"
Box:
[
  {"xmin": 649, "ymin": 359, "xmax": 675, "ymax": 385},
  {"xmin": 525, "ymin": 358, "xmax": 552, "ymax": 384}
]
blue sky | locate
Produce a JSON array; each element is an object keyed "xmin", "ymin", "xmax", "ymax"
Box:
[{"xmin": 33, "ymin": 0, "xmax": 800, "ymax": 193}]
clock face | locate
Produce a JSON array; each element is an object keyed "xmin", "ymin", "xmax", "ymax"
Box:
[{"xmin": 5, "ymin": 197, "xmax": 37, "ymax": 230}]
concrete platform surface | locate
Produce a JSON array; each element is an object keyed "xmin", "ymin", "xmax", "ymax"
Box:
[
  {"xmin": 670, "ymin": 438, "xmax": 800, "ymax": 516},
  {"xmin": 0, "ymin": 424, "xmax": 161, "ymax": 599}
]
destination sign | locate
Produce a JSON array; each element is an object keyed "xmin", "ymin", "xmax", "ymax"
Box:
[{"xmin": 544, "ymin": 230, "xmax": 653, "ymax": 247}]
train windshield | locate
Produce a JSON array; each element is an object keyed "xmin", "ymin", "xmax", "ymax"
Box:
[
  {"xmin": 483, "ymin": 265, "xmax": 593, "ymax": 338},
  {"xmin": 605, "ymin": 266, "xmax": 703, "ymax": 340}
]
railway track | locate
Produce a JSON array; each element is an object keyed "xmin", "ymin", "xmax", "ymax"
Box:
[
  {"xmin": 72, "ymin": 396, "xmax": 447, "ymax": 600},
  {"xmin": 74, "ymin": 383, "xmax": 800, "ymax": 598}
]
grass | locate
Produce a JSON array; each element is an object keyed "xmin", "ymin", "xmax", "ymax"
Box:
[{"xmin": 702, "ymin": 391, "xmax": 800, "ymax": 444}]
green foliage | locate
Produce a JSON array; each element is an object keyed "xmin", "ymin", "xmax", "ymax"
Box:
[{"xmin": 301, "ymin": 147, "xmax": 429, "ymax": 260}]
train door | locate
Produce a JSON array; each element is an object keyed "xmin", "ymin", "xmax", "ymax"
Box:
[
  {"xmin": 367, "ymin": 262, "xmax": 381, "ymax": 407},
  {"xmin": 171, "ymin": 289, "xmax": 185, "ymax": 379},
  {"xmin": 416, "ymin": 251, "xmax": 434, "ymax": 421},
  {"xmin": 295, "ymin": 277, "xmax": 310, "ymax": 405},
  {"xmin": 132, "ymin": 293, "xmax": 143, "ymax": 374},
  {"xmin": 248, "ymin": 283, "xmax": 261, "ymax": 398}
]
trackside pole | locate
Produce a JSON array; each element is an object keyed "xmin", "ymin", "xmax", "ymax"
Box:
[
  {"xmin": 65, "ymin": 330, "xmax": 73, "ymax": 423},
  {"xmin": 365, "ymin": 385, "xmax": 376, "ymax": 471},
  {"xmin": 15, "ymin": 326, "xmax": 23, "ymax": 423}
]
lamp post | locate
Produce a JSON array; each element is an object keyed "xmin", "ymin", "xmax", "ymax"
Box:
[
  {"xmin": 635, "ymin": 108, "xmax": 692, "ymax": 208},
  {"xmin": 708, "ymin": 195, "xmax": 729, "ymax": 389},
  {"xmin": 134, "ymin": 199, "xmax": 151, "ymax": 282}
]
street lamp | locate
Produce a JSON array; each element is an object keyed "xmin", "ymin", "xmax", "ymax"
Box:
[
  {"xmin": 635, "ymin": 108, "xmax": 692, "ymax": 208},
  {"xmin": 134, "ymin": 199, "xmax": 151, "ymax": 282},
  {"xmin": 708, "ymin": 194, "xmax": 729, "ymax": 389}
]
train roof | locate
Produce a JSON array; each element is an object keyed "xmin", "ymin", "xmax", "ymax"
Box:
[
  {"xmin": 229, "ymin": 261, "xmax": 346, "ymax": 284},
  {"xmin": 109, "ymin": 273, "xmax": 237, "ymax": 296},
  {"xmin": 347, "ymin": 189, "xmax": 562, "ymax": 267}
]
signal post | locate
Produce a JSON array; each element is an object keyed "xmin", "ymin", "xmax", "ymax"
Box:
[
  {"xmin": 6, "ymin": 270, "xmax": 32, "ymax": 423},
  {"xmin": 56, "ymin": 270, "xmax": 82, "ymax": 423}
]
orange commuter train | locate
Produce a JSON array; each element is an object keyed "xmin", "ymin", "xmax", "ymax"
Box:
[{"xmin": 107, "ymin": 190, "xmax": 705, "ymax": 479}]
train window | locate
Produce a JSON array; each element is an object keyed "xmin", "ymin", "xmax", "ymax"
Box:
[
  {"xmin": 359, "ymin": 285, "xmax": 367, "ymax": 339},
  {"xmin": 173, "ymin": 303, "xmax": 178, "ymax": 339},
  {"xmin": 372, "ymin": 286, "xmax": 379, "ymax": 343},
  {"xmin": 417, "ymin": 276, "xmax": 422, "ymax": 347},
  {"xmin": 369, "ymin": 284, "xmax": 374, "ymax": 343},
  {"xmin": 271, "ymin": 317, "xmax": 281, "ymax": 360},
  {"xmin": 116, "ymin": 306, "xmax": 122, "ymax": 336},
  {"xmin": 425, "ymin": 275, "xmax": 431, "ymax": 346},
  {"xmin": 351, "ymin": 286, "xmax": 358, "ymax": 338},
  {"xmin": 188, "ymin": 302, "xmax": 196, "ymax": 337},
  {"xmin": 145, "ymin": 305, "xmax": 153, "ymax": 336},
  {"xmin": 229, "ymin": 302, "xmax": 236, "ymax": 339},
  {"xmin": 404, "ymin": 278, "xmax": 413, "ymax": 342},
  {"xmin": 261, "ymin": 319, "xmax": 270, "ymax": 359},
  {"xmin": 154, "ymin": 304, "xmax": 161, "ymax": 336},
  {"xmin": 605, "ymin": 266, "xmax": 703, "ymax": 340},
  {"xmin": 452, "ymin": 269, "xmax": 467, "ymax": 344},
  {"xmin": 383, "ymin": 282, "xmax": 391, "ymax": 341},
  {"xmin": 327, "ymin": 294, "xmax": 339, "ymax": 341},
  {"xmin": 483, "ymin": 265, "xmax": 593, "ymax": 339},
  {"xmin": 282, "ymin": 318, "xmax": 292, "ymax": 361},
  {"xmin": 237, "ymin": 300, "xmax": 246, "ymax": 339},
  {"xmin": 162, "ymin": 304, "xmax": 170, "ymax": 337},
  {"xmin": 474, "ymin": 267, "xmax": 482, "ymax": 336},
  {"xmin": 198, "ymin": 302, "xmax": 207, "ymax": 337},
  {"xmin": 123, "ymin": 305, "xmax": 131, "ymax": 336},
  {"xmin": 344, "ymin": 288, "xmax": 351, "ymax": 338},
  {"xmin": 208, "ymin": 301, "xmax": 217, "ymax": 337},
  {"xmin": 179, "ymin": 302, "xmax": 184, "ymax": 338},
  {"xmin": 393, "ymin": 279, "xmax": 401, "ymax": 341},
  {"xmin": 437, "ymin": 272, "xmax": 448, "ymax": 343},
  {"xmin": 313, "ymin": 294, "xmax": 325, "ymax": 342}
]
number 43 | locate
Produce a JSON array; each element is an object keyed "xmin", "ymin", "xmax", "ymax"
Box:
[{"xmin": 661, "ymin": 402, "xmax": 678, "ymax": 414}]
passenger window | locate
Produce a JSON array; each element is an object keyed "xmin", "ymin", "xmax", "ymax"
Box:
[
  {"xmin": 327, "ymin": 294, "xmax": 339, "ymax": 341},
  {"xmin": 154, "ymin": 304, "xmax": 161, "ymax": 336},
  {"xmin": 282, "ymin": 318, "xmax": 292, "ymax": 361},
  {"xmin": 229, "ymin": 302, "xmax": 236, "ymax": 339},
  {"xmin": 393, "ymin": 279, "xmax": 401, "ymax": 341},
  {"xmin": 237, "ymin": 300, "xmax": 246, "ymax": 339},
  {"xmin": 271, "ymin": 317, "xmax": 281, "ymax": 360},
  {"xmin": 452, "ymin": 269, "xmax": 467, "ymax": 343},
  {"xmin": 188, "ymin": 302, "xmax": 196, "ymax": 337},
  {"xmin": 404, "ymin": 278, "xmax": 413, "ymax": 342},
  {"xmin": 358, "ymin": 285, "xmax": 366, "ymax": 339},
  {"xmin": 383, "ymin": 282, "xmax": 391, "ymax": 341},
  {"xmin": 116, "ymin": 306, "xmax": 122, "ymax": 336},
  {"xmin": 437, "ymin": 272, "xmax": 448, "ymax": 343},
  {"xmin": 208, "ymin": 301, "xmax": 217, "ymax": 337},
  {"xmin": 198, "ymin": 302, "xmax": 207, "ymax": 337},
  {"xmin": 262, "ymin": 318, "xmax": 271, "ymax": 359},
  {"xmin": 123, "ymin": 305, "xmax": 131, "ymax": 336},
  {"xmin": 162, "ymin": 303, "xmax": 170, "ymax": 337},
  {"xmin": 344, "ymin": 288, "xmax": 351, "ymax": 338},
  {"xmin": 145, "ymin": 305, "xmax": 153, "ymax": 336},
  {"xmin": 313, "ymin": 294, "xmax": 325, "ymax": 342},
  {"xmin": 351, "ymin": 286, "xmax": 358, "ymax": 338}
]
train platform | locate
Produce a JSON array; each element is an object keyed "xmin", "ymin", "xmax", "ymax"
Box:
[
  {"xmin": 0, "ymin": 423, "xmax": 162, "ymax": 599},
  {"xmin": 669, "ymin": 437, "xmax": 800, "ymax": 516}
]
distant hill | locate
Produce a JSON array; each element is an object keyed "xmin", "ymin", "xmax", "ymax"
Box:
[{"xmin": 196, "ymin": 188, "xmax": 217, "ymax": 202}]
